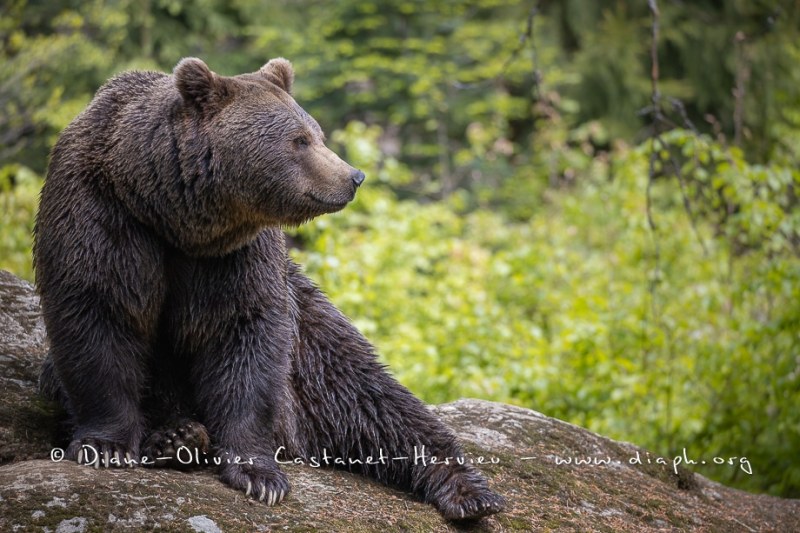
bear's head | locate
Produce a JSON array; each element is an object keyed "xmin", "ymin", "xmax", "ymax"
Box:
[{"xmin": 173, "ymin": 57, "xmax": 365, "ymax": 227}]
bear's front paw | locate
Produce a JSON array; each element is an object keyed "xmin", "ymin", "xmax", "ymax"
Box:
[
  {"xmin": 141, "ymin": 419, "xmax": 211, "ymax": 470},
  {"xmin": 426, "ymin": 467, "xmax": 506, "ymax": 520},
  {"xmin": 67, "ymin": 437, "xmax": 138, "ymax": 469},
  {"xmin": 219, "ymin": 457, "xmax": 290, "ymax": 506}
]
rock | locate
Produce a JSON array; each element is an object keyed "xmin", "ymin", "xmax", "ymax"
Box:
[
  {"xmin": 0, "ymin": 270, "xmax": 62, "ymax": 464},
  {"xmin": 0, "ymin": 269, "xmax": 797, "ymax": 531}
]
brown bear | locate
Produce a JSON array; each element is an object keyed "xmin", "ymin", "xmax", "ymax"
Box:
[{"xmin": 34, "ymin": 57, "xmax": 505, "ymax": 520}]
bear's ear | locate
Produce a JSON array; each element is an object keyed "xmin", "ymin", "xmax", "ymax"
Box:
[
  {"xmin": 260, "ymin": 57, "xmax": 294, "ymax": 94},
  {"xmin": 174, "ymin": 57, "xmax": 231, "ymax": 112}
]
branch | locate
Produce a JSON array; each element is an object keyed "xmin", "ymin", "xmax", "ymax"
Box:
[
  {"xmin": 733, "ymin": 31, "xmax": 749, "ymax": 147},
  {"xmin": 646, "ymin": 0, "xmax": 661, "ymax": 233},
  {"xmin": 644, "ymin": 3, "xmax": 708, "ymax": 255}
]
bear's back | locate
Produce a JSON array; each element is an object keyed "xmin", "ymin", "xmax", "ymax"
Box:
[
  {"xmin": 61, "ymin": 70, "xmax": 169, "ymax": 149},
  {"xmin": 37, "ymin": 70, "xmax": 176, "ymax": 272}
]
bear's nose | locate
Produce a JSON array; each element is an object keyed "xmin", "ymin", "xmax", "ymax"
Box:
[{"xmin": 350, "ymin": 169, "xmax": 366, "ymax": 187}]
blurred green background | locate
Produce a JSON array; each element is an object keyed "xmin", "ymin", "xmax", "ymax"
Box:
[{"xmin": 1, "ymin": 0, "xmax": 799, "ymax": 497}]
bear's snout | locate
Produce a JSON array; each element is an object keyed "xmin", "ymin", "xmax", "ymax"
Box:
[{"xmin": 350, "ymin": 169, "xmax": 366, "ymax": 188}]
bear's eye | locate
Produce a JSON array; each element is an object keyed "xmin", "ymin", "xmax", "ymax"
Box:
[{"xmin": 294, "ymin": 137, "xmax": 309, "ymax": 147}]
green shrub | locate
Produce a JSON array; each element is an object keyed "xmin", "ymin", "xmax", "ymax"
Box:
[{"xmin": 0, "ymin": 164, "xmax": 40, "ymax": 281}]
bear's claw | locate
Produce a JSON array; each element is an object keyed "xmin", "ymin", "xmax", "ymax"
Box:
[
  {"xmin": 436, "ymin": 490, "xmax": 506, "ymax": 521},
  {"xmin": 69, "ymin": 437, "xmax": 137, "ymax": 469},
  {"xmin": 220, "ymin": 459, "xmax": 290, "ymax": 507}
]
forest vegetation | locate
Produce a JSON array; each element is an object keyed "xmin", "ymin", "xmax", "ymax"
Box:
[{"xmin": 1, "ymin": 0, "xmax": 798, "ymax": 498}]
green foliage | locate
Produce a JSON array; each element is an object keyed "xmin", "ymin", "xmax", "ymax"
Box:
[
  {"xmin": 291, "ymin": 124, "xmax": 800, "ymax": 497},
  {"xmin": 0, "ymin": 165, "xmax": 40, "ymax": 280},
  {"xmin": 1, "ymin": 0, "xmax": 799, "ymax": 499}
]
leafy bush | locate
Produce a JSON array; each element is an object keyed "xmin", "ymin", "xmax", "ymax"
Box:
[
  {"xmin": 287, "ymin": 124, "xmax": 800, "ymax": 497},
  {"xmin": 0, "ymin": 165, "xmax": 40, "ymax": 280}
]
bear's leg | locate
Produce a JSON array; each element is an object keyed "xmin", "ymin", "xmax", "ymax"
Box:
[
  {"xmin": 174, "ymin": 233, "xmax": 292, "ymax": 505},
  {"xmin": 287, "ymin": 264, "xmax": 506, "ymax": 520},
  {"xmin": 190, "ymin": 313, "xmax": 291, "ymax": 504},
  {"xmin": 35, "ymin": 196, "xmax": 166, "ymax": 469},
  {"xmin": 44, "ymin": 297, "xmax": 158, "ymax": 469}
]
